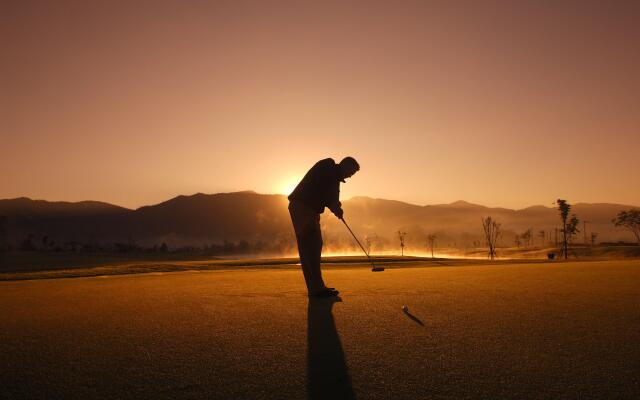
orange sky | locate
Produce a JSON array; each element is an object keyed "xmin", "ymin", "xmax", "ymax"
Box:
[{"xmin": 2, "ymin": 1, "xmax": 639, "ymax": 209}]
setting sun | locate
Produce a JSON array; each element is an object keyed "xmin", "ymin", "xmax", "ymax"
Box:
[{"xmin": 278, "ymin": 178, "xmax": 301, "ymax": 196}]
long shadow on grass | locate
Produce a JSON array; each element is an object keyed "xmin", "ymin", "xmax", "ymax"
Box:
[
  {"xmin": 403, "ymin": 309, "xmax": 425, "ymax": 326},
  {"xmin": 307, "ymin": 296, "xmax": 356, "ymax": 400}
]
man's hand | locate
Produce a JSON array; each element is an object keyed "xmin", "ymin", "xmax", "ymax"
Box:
[{"xmin": 329, "ymin": 201, "xmax": 343, "ymax": 220}]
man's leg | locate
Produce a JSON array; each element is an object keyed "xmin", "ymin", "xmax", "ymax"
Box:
[
  {"xmin": 290, "ymin": 203, "xmax": 319, "ymax": 293},
  {"xmin": 295, "ymin": 232, "xmax": 313, "ymax": 291},
  {"xmin": 304, "ymin": 219, "xmax": 326, "ymax": 293},
  {"xmin": 289, "ymin": 202, "xmax": 331, "ymax": 294}
]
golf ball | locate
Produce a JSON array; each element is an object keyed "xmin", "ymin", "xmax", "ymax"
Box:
[{"xmin": 402, "ymin": 305, "xmax": 409, "ymax": 312}]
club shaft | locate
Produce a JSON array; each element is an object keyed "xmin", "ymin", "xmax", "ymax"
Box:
[{"xmin": 341, "ymin": 218, "xmax": 375, "ymax": 266}]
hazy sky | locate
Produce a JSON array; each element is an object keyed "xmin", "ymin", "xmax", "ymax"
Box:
[{"xmin": 2, "ymin": 1, "xmax": 639, "ymax": 209}]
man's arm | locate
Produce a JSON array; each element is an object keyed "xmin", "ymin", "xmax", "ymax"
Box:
[
  {"xmin": 326, "ymin": 179, "xmax": 343, "ymax": 219},
  {"xmin": 328, "ymin": 201, "xmax": 343, "ymax": 219},
  {"xmin": 319, "ymin": 159, "xmax": 343, "ymax": 218}
]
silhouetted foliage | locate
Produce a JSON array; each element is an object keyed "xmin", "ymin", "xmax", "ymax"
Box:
[
  {"xmin": 612, "ymin": 209, "xmax": 640, "ymax": 244},
  {"xmin": 557, "ymin": 199, "xmax": 579, "ymax": 259},
  {"xmin": 223, "ymin": 240, "xmax": 235, "ymax": 253},
  {"xmin": 65, "ymin": 241, "xmax": 82, "ymax": 252},
  {"xmin": 253, "ymin": 240, "xmax": 266, "ymax": 253},
  {"xmin": 114, "ymin": 242, "xmax": 140, "ymax": 253},
  {"xmin": 0, "ymin": 216, "xmax": 7, "ymax": 252},
  {"xmin": 81, "ymin": 243, "xmax": 96, "ymax": 252},
  {"xmin": 237, "ymin": 240, "xmax": 250, "ymax": 254},
  {"xmin": 567, "ymin": 215, "xmax": 580, "ymax": 244},
  {"xmin": 20, "ymin": 234, "xmax": 36, "ymax": 251}
]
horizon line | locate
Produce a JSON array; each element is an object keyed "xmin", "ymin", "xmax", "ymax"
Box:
[{"xmin": 1, "ymin": 191, "xmax": 638, "ymax": 212}]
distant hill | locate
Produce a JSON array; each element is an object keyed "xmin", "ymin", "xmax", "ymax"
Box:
[
  {"xmin": 127, "ymin": 192, "xmax": 292, "ymax": 242},
  {"xmin": 0, "ymin": 197, "xmax": 129, "ymax": 217},
  {"xmin": 332, "ymin": 196, "xmax": 638, "ymax": 249},
  {"xmin": 0, "ymin": 193, "xmax": 637, "ymax": 250}
]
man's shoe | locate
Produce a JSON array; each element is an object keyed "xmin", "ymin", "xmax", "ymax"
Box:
[{"xmin": 309, "ymin": 288, "xmax": 339, "ymax": 297}]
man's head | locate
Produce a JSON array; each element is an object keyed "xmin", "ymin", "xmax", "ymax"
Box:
[{"xmin": 338, "ymin": 157, "xmax": 360, "ymax": 181}]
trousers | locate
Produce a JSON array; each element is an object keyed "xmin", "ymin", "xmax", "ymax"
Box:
[{"xmin": 289, "ymin": 200, "xmax": 326, "ymax": 292}]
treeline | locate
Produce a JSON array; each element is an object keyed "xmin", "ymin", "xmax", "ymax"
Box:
[
  {"xmin": 5, "ymin": 233, "xmax": 297, "ymax": 256},
  {"xmin": 0, "ymin": 216, "xmax": 7, "ymax": 252},
  {"xmin": 477, "ymin": 201, "xmax": 640, "ymax": 260},
  {"xmin": 2, "ymin": 203, "xmax": 638, "ymax": 260}
]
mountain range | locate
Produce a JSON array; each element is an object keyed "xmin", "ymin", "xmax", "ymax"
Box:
[{"xmin": 0, "ymin": 192, "xmax": 637, "ymax": 251}]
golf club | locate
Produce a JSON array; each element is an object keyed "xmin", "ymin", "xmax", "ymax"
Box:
[{"xmin": 340, "ymin": 217, "xmax": 385, "ymax": 272}]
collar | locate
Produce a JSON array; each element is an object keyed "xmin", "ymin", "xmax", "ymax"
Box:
[{"xmin": 336, "ymin": 164, "xmax": 345, "ymax": 183}]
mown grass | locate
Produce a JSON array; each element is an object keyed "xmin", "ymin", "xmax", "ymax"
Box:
[{"xmin": 0, "ymin": 251, "xmax": 562, "ymax": 281}]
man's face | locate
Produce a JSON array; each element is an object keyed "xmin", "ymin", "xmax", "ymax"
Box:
[{"xmin": 340, "ymin": 164, "xmax": 359, "ymax": 180}]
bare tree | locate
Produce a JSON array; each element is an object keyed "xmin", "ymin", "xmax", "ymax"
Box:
[
  {"xmin": 612, "ymin": 209, "xmax": 640, "ymax": 243},
  {"xmin": 514, "ymin": 234, "xmax": 521, "ymax": 248},
  {"xmin": 397, "ymin": 231, "xmax": 407, "ymax": 256},
  {"xmin": 427, "ymin": 234, "xmax": 437, "ymax": 258},
  {"xmin": 481, "ymin": 217, "xmax": 501, "ymax": 260},
  {"xmin": 364, "ymin": 233, "xmax": 378, "ymax": 255}
]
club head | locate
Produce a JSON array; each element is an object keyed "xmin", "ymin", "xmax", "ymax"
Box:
[{"xmin": 371, "ymin": 266, "xmax": 385, "ymax": 272}]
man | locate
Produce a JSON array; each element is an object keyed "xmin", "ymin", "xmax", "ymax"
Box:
[{"xmin": 288, "ymin": 157, "xmax": 360, "ymax": 297}]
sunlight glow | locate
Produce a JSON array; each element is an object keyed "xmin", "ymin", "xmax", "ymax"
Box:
[{"xmin": 278, "ymin": 178, "xmax": 300, "ymax": 196}]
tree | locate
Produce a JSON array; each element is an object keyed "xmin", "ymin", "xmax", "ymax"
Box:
[
  {"xmin": 365, "ymin": 233, "xmax": 377, "ymax": 255},
  {"xmin": 514, "ymin": 234, "xmax": 521, "ymax": 248},
  {"xmin": 427, "ymin": 234, "xmax": 437, "ymax": 258},
  {"xmin": 223, "ymin": 240, "xmax": 235, "ymax": 254},
  {"xmin": 567, "ymin": 215, "xmax": 580, "ymax": 244},
  {"xmin": 481, "ymin": 217, "xmax": 501, "ymax": 260},
  {"xmin": 397, "ymin": 231, "xmax": 407, "ymax": 256},
  {"xmin": 590, "ymin": 232, "xmax": 598, "ymax": 246},
  {"xmin": 521, "ymin": 229, "xmax": 532, "ymax": 248},
  {"xmin": 238, "ymin": 240, "xmax": 251, "ymax": 254},
  {"xmin": 538, "ymin": 230, "xmax": 547, "ymax": 247},
  {"xmin": 0, "ymin": 216, "xmax": 7, "ymax": 252},
  {"xmin": 556, "ymin": 199, "xmax": 579, "ymax": 259},
  {"xmin": 20, "ymin": 233, "xmax": 35, "ymax": 251},
  {"xmin": 612, "ymin": 209, "xmax": 640, "ymax": 244}
]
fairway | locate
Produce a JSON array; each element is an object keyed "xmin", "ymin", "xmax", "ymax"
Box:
[{"xmin": 1, "ymin": 260, "xmax": 639, "ymax": 399}]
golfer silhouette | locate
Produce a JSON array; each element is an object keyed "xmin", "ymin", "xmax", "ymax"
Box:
[{"xmin": 288, "ymin": 157, "xmax": 360, "ymax": 297}]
